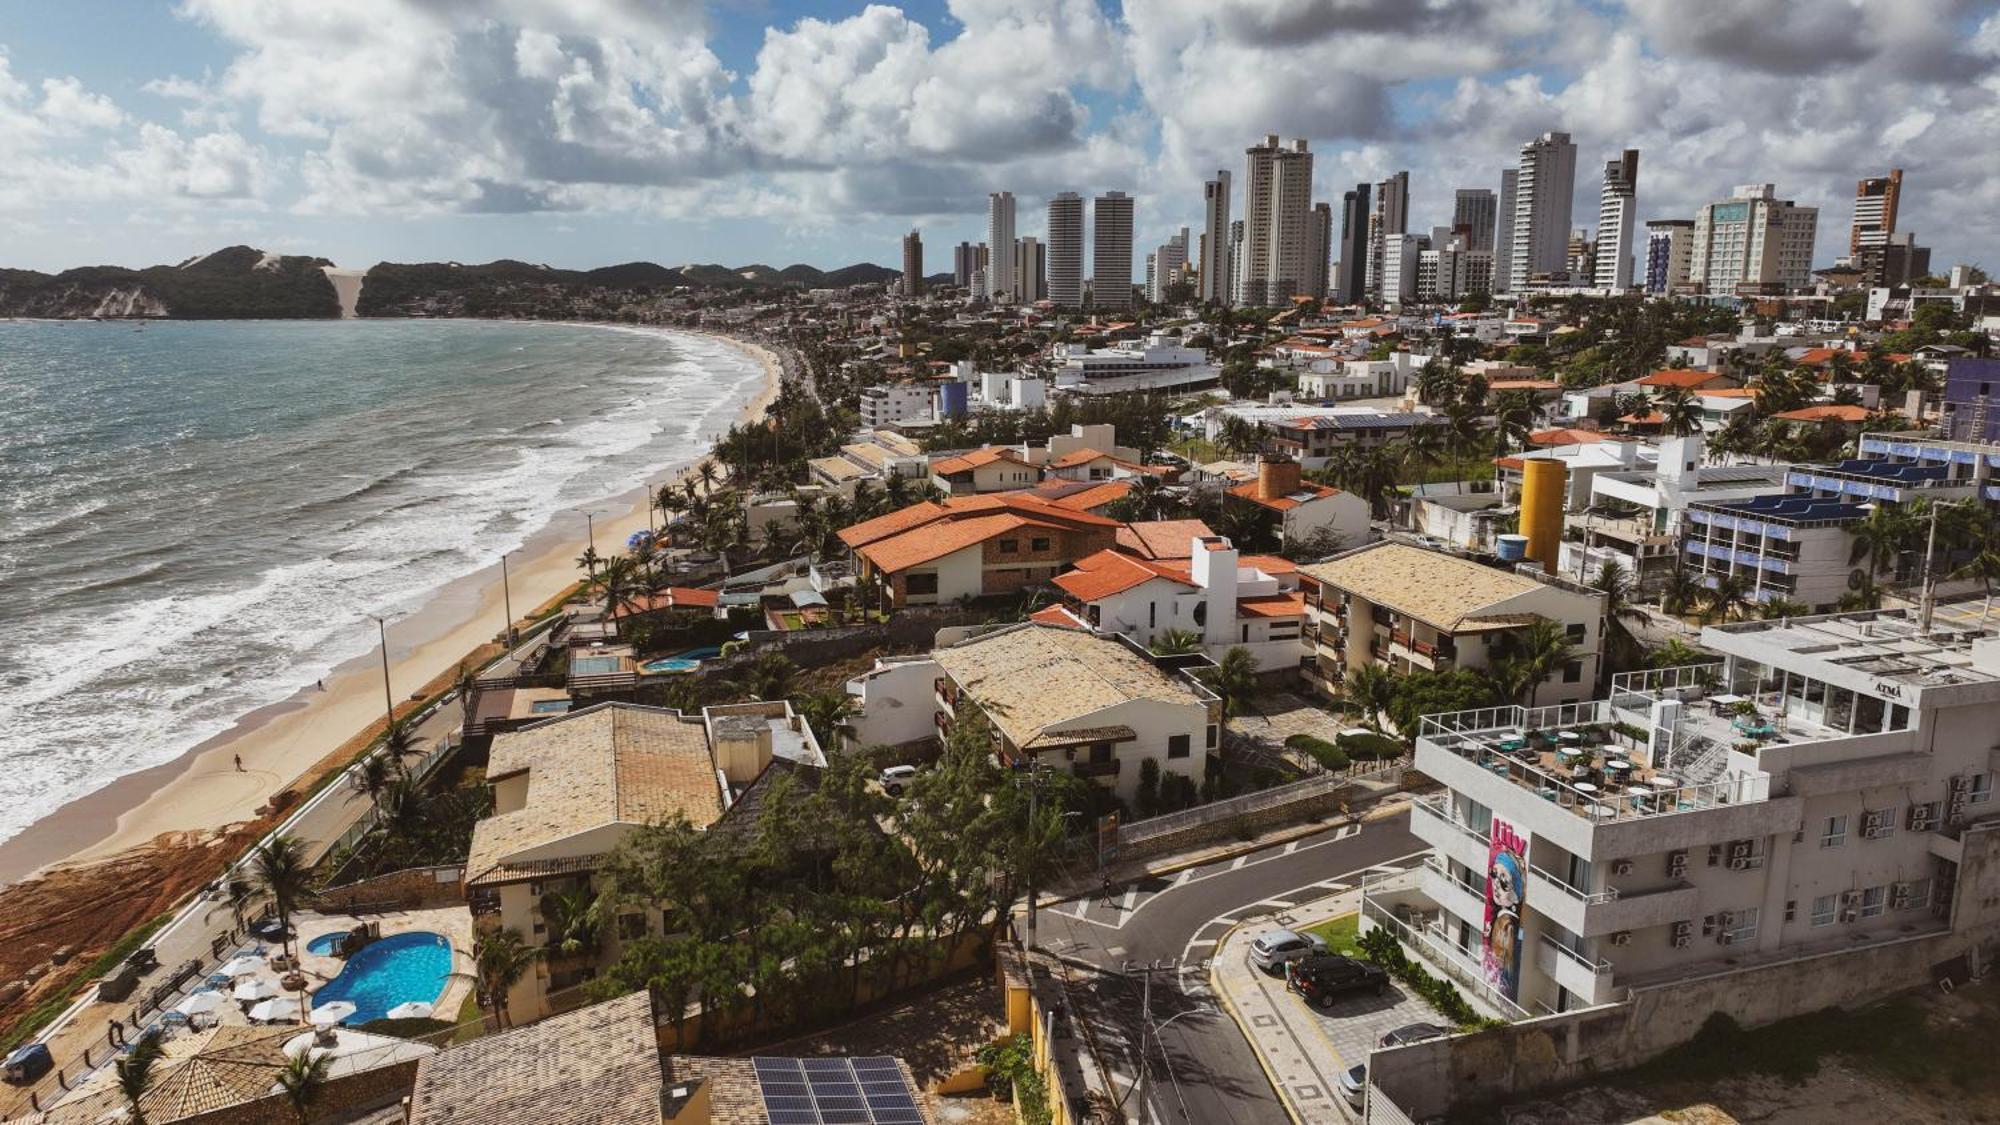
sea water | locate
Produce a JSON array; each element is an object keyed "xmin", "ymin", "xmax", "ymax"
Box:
[{"xmin": 0, "ymin": 318, "xmax": 764, "ymax": 847}]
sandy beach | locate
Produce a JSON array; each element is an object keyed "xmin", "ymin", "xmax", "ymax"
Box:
[{"xmin": 0, "ymin": 326, "xmax": 783, "ymax": 884}]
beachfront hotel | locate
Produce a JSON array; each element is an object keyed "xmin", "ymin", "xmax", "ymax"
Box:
[{"xmin": 1367, "ymin": 606, "xmax": 2000, "ymax": 1019}]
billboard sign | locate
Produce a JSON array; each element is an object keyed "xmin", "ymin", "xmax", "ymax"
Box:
[{"xmin": 1483, "ymin": 817, "xmax": 1528, "ymax": 1002}]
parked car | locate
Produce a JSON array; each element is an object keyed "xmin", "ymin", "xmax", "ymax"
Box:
[
  {"xmin": 1337, "ymin": 1062, "xmax": 1366, "ymax": 1109},
  {"xmin": 3, "ymin": 1043, "xmax": 51, "ymax": 1085},
  {"xmin": 1248, "ymin": 928, "xmax": 1328, "ymax": 974},
  {"xmin": 1284, "ymin": 954, "xmax": 1388, "ymax": 1008},
  {"xmin": 879, "ymin": 765, "xmax": 919, "ymax": 796},
  {"xmin": 1378, "ymin": 1021, "xmax": 1449, "ymax": 1048}
]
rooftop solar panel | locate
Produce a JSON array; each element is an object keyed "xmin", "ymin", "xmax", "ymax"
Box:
[{"xmin": 752, "ymin": 1056, "xmax": 924, "ymax": 1124}]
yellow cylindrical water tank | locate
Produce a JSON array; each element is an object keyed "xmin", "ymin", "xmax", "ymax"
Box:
[{"xmin": 1519, "ymin": 458, "xmax": 1567, "ymax": 574}]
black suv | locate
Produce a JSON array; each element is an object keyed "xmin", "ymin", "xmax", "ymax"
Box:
[{"xmin": 1285, "ymin": 955, "xmax": 1389, "ymax": 1009}]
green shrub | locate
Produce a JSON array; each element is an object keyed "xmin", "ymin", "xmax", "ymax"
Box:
[
  {"xmin": 1356, "ymin": 926, "xmax": 1495, "ymax": 1029},
  {"xmin": 1286, "ymin": 733, "xmax": 1351, "ymax": 772},
  {"xmin": 976, "ymin": 1035, "xmax": 1051, "ymax": 1125},
  {"xmin": 1336, "ymin": 731, "xmax": 1405, "ymax": 761}
]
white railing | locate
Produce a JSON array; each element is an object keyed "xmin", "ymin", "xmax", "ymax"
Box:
[
  {"xmin": 1527, "ymin": 862, "xmax": 1618, "ymax": 905},
  {"xmin": 1422, "ymin": 727, "xmax": 1770, "ymax": 823},
  {"xmin": 1419, "ymin": 699, "xmax": 1614, "ymax": 740},
  {"xmin": 1359, "ymin": 870, "xmax": 1530, "ymax": 1020},
  {"xmin": 1538, "ymin": 933, "xmax": 1613, "ymax": 976}
]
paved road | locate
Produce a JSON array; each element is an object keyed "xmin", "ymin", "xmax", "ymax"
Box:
[{"xmin": 1033, "ymin": 810, "xmax": 1424, "ymax": 1125}]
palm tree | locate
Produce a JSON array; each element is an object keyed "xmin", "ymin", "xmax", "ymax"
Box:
[
  {"xmin": 1703, "ymin": 572, "xmax": 1751, "ymax": 624},
  {"xmin": 1344, "ymin": 663, "xmax": 1397, "ymax": 731},
  {"xmin": 474, "ymin": 928, "xmax": 540, "ymax": 1029},
  {"xmin": 1202, "ymin": 646, "xmax": 1262, "ymax": 717},
  {"xmin": 1660, "ymin": 563, "xmax": 1703, "ymax": 618},
  {"xmin": 696, "ymin": 460, "xmax": 721, "ymax": 495},
  {"xmin": 1953, "ymin": 546, "xmax": 2000, "ymax": 623},
  {"xmin": 1399, "ymin": 423, "xmax": 1446, "ymax": 484},
  {"xmin": 743, "ymin": 650, "xmax": 798, "ymax": 702},
  {"xmin": 1759, "ymin": 596, "xmax": 1808, "ymax": 619},
  {"xmin": 1150, "ymin": 628, "xmax": 1204, "ymax": 656},
  {"xmin": 276, "ymin": 1050, "xmax": 331, "ymax": 1123},
  {"xmin": 1493, "ymin": 619, "xmax": 1573, "ymax": 706},
  {"xmin": 251, "ymin": 835, "xmax": 313, "ymax": 962},
  {"xmin": 594, "ymin": 555, "xmax": 645, "ymax": 622},
  {"xmin": 1647, "ymin": 636, "xmax": 1709, "ymax": 669},
  {"xmin": 797, "ymin": 689, "xmax": 857, "ymax": 749},
  {"xmin": 348, "ymin": 750, "xmax": 395, "ymax": 805},
  {"xmin": 116, "ymin": 1036, "xmax": 163, "ymax": 1125},
  {"xmin": 574, "ymin": 544, "xmax": 600, "ymax": 579},
  {"xmin": 1592, "ymin": 559, "xmax": 1649, "ymax": 680},
  {"xmin": 1653, "ymin": 386, "xmax": 1704, "ymax": 437},
  {"xmin": 1849, "ymin": 503, "xmax": 1913, "ymax": 584},
  {"xmin": 539, "ymin": 887, "xmax": 599, "ymax": 961}
]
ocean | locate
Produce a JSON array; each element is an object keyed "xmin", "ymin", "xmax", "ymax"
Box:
[{"xmin": 0, "ymin": 318, "xmax": 764, "ymax": 846}]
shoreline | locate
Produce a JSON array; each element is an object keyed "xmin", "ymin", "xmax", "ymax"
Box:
[{"xmin": 0, "ymin": 323, "xmax": 784, "ymax": 885}]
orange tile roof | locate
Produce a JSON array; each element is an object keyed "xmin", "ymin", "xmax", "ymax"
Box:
[
  {"xmin": 1620, "ymin": 411, "xmax": 1667, "ymax": 425},
  {"xmin": 1047, "ymin": 448, "xmax": 1115, "ymax": 469},
  {"xmin": 1239, "ymin": 554, "xmax": 1297, "ymax": 574},
  {"xmin": 1052, "ymin": 549, "xmax": 1193, "ymax": 602},
  {"xmin": 1774, "ymin": 404, "xmax": 1871, "ymax": 423},
  {"xmin": 1227, "ymin": 479, "xmax": 1341, "ymax": 512},
  {"xmin": 1236, "ymin": 592, "xmax": 1306, "ymax": 619},
  {"xmin": 1700, "ymin": 387, "xmax": 1759, "ymax": 399},
  {"xmin": 860, "ymin": 513, "xmax": 1060, "ymax": 574},
  {"xmin": 1528, "ymin": 427, "xmax": 1609, "ymax": 446},
  {"xmin": 931, "ymin": 446, "xmax": 1033, "ymax": 475},
  {"xmin": 1792, "ymin": 347, "xmax": 1849, "ymax": 366},
  {"xmin": 944, "ymin": 492, "xmax": 1121, "ymax": 528},
  {"xmin": 1029, "ymin": 604, "xmax": 1091, "ymax": 630},
  {"xmin": 1115, "ymin": 519, "xmax": 1216, "ymax": 560},
  {"xmin": 1495, "ymin": 455, "xmax": 1526, "ymax": 471},
  {"xmin": 1043, "ymin": 480, "xmax": 1133, "ymax": 512},
  {"xmin": 1637, "ymin": 368, "xmax": 1727, "ymax": 388},
  {"xmin": 837, "ymin": 501, "xmax": 949, "ymax": 549},
  {"xmin": 1487, "ymin": 379, "xmax": 1562, "ymax": 391}
]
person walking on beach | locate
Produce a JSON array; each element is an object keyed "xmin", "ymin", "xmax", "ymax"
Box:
[
  {"xmin": 317, "ymin": 679, "xmax": 324, "ymax": 691},
  {"xmin": 233, "ymin": 754, "xmax": 243, "ymax": 772}
]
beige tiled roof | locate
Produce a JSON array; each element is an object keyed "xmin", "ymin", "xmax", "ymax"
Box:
[
  {"xmin": 409, "ymin": 992, "xmax": 662, "ymax": 1125},
  {"xmin": 935, "ymin": 623, "xmax": 1201, "ymax": 750},
  {"xmin": 810, "ymin": 454, "xmax": 866, "ymax": 482},
  {"xmin": 467, "ymin": 705, "xmax": 720, "ymax": 886},
  {"xmin": 1300, "ymin": 542, "xmax": 1547, "ymax": 632},
  {"xmin": 40, "ymin": 1025, "xmax": 300, "ymax": 1123}
]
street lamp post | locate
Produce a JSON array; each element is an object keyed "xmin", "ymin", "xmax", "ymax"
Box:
[
  {"xmin": 369, "ymin": 615, "xmax": 395, "ymax": 733},
  {"xmin": 500, "ymin": 552, "xmax": 516, "ymax": 646}
]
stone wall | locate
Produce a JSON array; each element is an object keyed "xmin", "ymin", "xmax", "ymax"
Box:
[
  {"xmin": 1111, "ymin": 769, "xmax": 1404, "ymax": 864},
  {"xmin": 319, "ymin": 865, "xmax": 466, "ymax": 913}
]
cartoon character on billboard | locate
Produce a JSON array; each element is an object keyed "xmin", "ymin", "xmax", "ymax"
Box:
[{"xmin": 1482, "ymin": 818, "xmax": 1527, "ymax": 1001}]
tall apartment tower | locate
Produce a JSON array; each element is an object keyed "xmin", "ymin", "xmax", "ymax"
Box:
[
  {"xmin": 1851, "ymin": 169, "xmax": 1903, "ymax": 259},
  {"xmin": 1492, "ymin": 168, "xmax": 1518, "ymax": 292},
  {"xmin": 899, "ymin": 230, "xmax": 923, "ymax": 297},
  {"xmin": 1336, "ymin": 184, "xmax": 1370, "ymax": 304},
  {"xmin": 1645, "ymin": 219, "xmax": 1694, "ymax": 294},
  {"xmin": 986, "ymin": 191, "xmax": 1017, "ymax": 301},
  {"xmin": 1509, "ymin": 132, "xmax": 1578, "ymax": 287},
  {"xmin": 1593, "ymin": 149, "xmax": 1639, "ymax": 290},
  {"xmin": 1308, "ymin": 202, "xmax": 1334, "ymax": 299},
  {"xmin": 1151, "ymin": 227, "xmax": 1189, "ymax": 303},
  {"xmin": 951, "ymin": 241, "xmax": 978, "ymax": 289},
  {"xmin": 1091, "ymin": 191, "xmax": 1135, "ymax": 310},
  {"xmin": 1046, "ymin": 192, "xmax": 1085, "ymax": 308},
  {"xmin": 1237, "ymin": 135, "xmax": 1281, "ymax": 305},
  {"xmin": 1689, "ymin": 183, "xmax": 1819, "ymax": 294},
  {"xmin": 1453, "ymin": 188, "xmax": 1498, "ymax": 253},
  {"xmin": 1267, "ymin": 139, "xmax": 1316, "ymax": 303},
  {"xmin": 1366, "ymin": 170, "xmax": 1410, "ymax": 302},
  {"xmin": 1228, "ymin": 219, "xmax": 1246, "ymax": 307},
  {"xmin": 1200, "ymin": 172, "xmax": 1232, "ymax": 305},
  {"xmin": 1014, "ymin": 237, "xmax": 1047, "ymax": 303}
]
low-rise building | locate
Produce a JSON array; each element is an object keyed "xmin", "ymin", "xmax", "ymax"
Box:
[
  {"xmin": 1298, "ymin": 542, "xmax": 1605, "ymax": 706},
  {"xmin": 859, "ymin": 382, "xmax": 938, "ymax": 428},
  {"xmin": 932, "ymin": 622, "xmax": 1221, "ymax": 804},
  {"xmin": 807, "ymin": 430, "xmax": 929, "ymax": 497},
  {"xmin": 1050, "ymin": 332, "xmax": 1219, "ymax": 395},
  {"xmin": 1563, "ymin": 431, "xmax": 1788, "ymax": 591},
  {"xmin": 1050, "ymin": 534, "xmax": 1305, "ymax": 672},
  {"xmin": 1224, "ymin": 455, "xmax": 1371, "ymax": 551},
  {"xmin": 837, "ymin": 493, "xmax": 1120, "ymax": 608},
  {"xmin": 928, "ymin": 446, "xmax": 1044, "ymax": 494}
]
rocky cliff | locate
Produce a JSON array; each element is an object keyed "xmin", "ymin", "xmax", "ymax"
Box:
[{"xmin": 0, "ymin": 247, "xmax": 340, "ymax": 319}]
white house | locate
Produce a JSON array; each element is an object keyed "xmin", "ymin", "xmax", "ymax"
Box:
[{"xmin": 1049, "ymin": 535, "xmax": 1306, "ymax": 672}]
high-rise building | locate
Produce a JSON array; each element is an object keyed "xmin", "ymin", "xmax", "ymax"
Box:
[
  {"xmin": 1237, "ymin": 135, "xmax": 1281, "ymax": 305},
  {"xmin": 1046, "ymin": 192, "xmax": 1085, "ymax": 308},
  {"xmin": 1268, "ymin": 139, "xmax": 1316, "ymax": 303},
  {"xmin": 1689, "ymin": 183, "xmax": 1819, "ymax": 294},
  {"xmin": 1200, "ymin": 172, "xmax": 1232, "ymax": 305},
  {"xmin": 1308, "ymin": 202, "xmax": 1333, "ymax": 300},
  {"xmin": 1092, "ymin": 191, "xmax": 1135, "ymax": 310},
  {"xmin": 899, "ymin": 230, "xmax": 923, "ymax": 297},
  {"xmin": 1593, "ymin": 149, "xmax": 1639, "ymax": 290},
  {"xmin": 952, "ymin": 241, "xmax": 977, "ymax": 290},
  {"xmin": 1453, "ymin": 188, "xmax": 1498, "ymax": 253},
  {"xmin": 1149, "ymin": 227, "xmax": 1189, "ymax": 303},
  {"xmin": 1851, "ymin": 169, "xmax": 1903, "ymax": 260},
  {"xmin": 1645, "ymin": 220, "xmax": 1694, "ymax": 294},
  {"xmin": 986, "ymin": 191, "xmax": 1016, "ymax": 301},
  {"xmin": 1014, "ymin": 236, "xmax": 1047, "ymax": 303},
  {"xmin": 1336, "ymin": 184, "xmax": 1370, "ymax": 304},
  {"xmin": 1228, "ymin": 219, "xmax": 1246, "ymax": 307},
  {"xmin": 1508, "ymin": 132, "xmax": 1578, "ymax": 287},
  {"xmin": 1366, "ymin": 170, "xmax": 1410, "ymax": 303},
  {"xmin": 1493, "ymin": 169, "xmax": 1518, "ymax": 292}
]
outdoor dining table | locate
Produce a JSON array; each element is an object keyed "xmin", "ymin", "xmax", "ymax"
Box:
[
  {"xmin": 1604, "ymin": 759, "xmax": 1633, "ymax": 775},
  {"xmin": 1586, "ymin": 803, "xmax": 1617, "ymax": 818},
  {"xmin": 1557, "ymin": 731, "xmax": 1581, "ymax": 744},
  {"xmin": 1573, "ymin": 781, "xmax": 1599, "ymax": 796},
  {"xmin": 1652, "ymin": 774, "xmax": 1680, "ymax": 789}
]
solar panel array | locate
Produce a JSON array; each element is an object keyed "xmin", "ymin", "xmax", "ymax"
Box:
[{"xmin": 751, "ymin": 1056, "xmax": 925, "ymax": 1125}]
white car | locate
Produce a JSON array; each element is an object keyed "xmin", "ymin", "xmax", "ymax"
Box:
[
  {"xmin": 1248, "ymin": 928, "xmax": 1328, "ymax": 974},
  {"xmin": 879, "ymin": 765, "xmax": 919, "ymax": 796}
]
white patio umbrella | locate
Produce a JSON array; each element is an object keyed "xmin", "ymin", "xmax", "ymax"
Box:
[
  {"xmin": 217, "ymin": 954, "xmax": 265, "ymax": 978},
  {"xmin": 233, "ymin": 978, "xmax": 282, "ymax": 1001},
  {"xmin": 248, "ymin": 996, "xmax": 302, "ymax": 1023},
  {"xmin": 308, "ymin": 1001, "xmax": 357, "ymax": 1028},
  {"xmin": 173, "ymin": 990, "xmax": 225, "ymax": 1017},
  {"xmin": 384, "ymin": 1000, "xmax": 433, "ymax": 1020}
]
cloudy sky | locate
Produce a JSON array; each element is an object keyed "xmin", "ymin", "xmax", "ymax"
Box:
[{"xmin": 5, "ymin": 0, "xmax": 2000, "ymax": 274}]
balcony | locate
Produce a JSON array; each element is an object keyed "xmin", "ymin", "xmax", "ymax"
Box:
[
  {"xmin": 1071, "ymin": 759, "xmax": 1123, "ymax": 780},
  {"xmin": 1418, "ymin": 856, "xmax": 1487, "ymax": 927},
  {"xmin": 1536, "ymin": 934, "xmax": 1615, "ymax": 1005},
  {"xmin": 1526, "ymin": 864, "xmax": 1701, "ymax": 939},
  {"xmin": 1409, "ymin": 795, "xmax": 1489, "ymax": 874}
]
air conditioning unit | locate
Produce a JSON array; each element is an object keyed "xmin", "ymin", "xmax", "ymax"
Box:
[
  {"xmin": 1861, "ymin": 811, "xmax": 1891, "ymax": 839},
  {"xmin": 1718, "ymin": 931, "xmax": 1740, "ymax": 946},
  {"xmin": 1728, "ymin": 856, "xmax": 1754, "ymax": 870},
  {"xmin": 1715, "ymin": 910, "xmax": 1738, "ymax": 928},
  {"xmin": 1612, "ymin": 859, "xmax": 1634, "ymax": 876},
  {"xmin": 1890, "ymin": 882, "xmax": 1914, "ymax": 910},
  {"xmin": 1666, "ymin": 850, "xmax": 1689, "ymax": 878},
  {"xmin": 1909, "ymin": 804, "xmax": 1937, "ymax": 832},
  {"xmin": 1670, "ymin": 920, "xmax": 1693, "ymax": 940},
  {"xmin": 1727, "ymin": 839, "xmax": 1754, "ymax": 861},
  {"xmin": 1839, "ymin": 890, "xmax": 1862, "ymax": 923},
  {"xmin": 1609, "ymin": 931, "xmax": 1632, "ymax": 946},
  {"xmin": 1672, "ymin": 934, "xmax": 1693, "ymax": 949}
]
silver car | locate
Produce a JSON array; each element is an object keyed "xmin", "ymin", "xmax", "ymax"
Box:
[
  {"xmin": 1338, "ymin": 1063, "xmax": 1366, "ymax": 1110},
  {"xmin": 1248, "ymin": 928, "xmax": 1328, "ymax": 974}
]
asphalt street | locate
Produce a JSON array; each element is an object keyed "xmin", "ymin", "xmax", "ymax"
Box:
[{"xmin": 1031, "ymin": 809, "xmax": 1425, "ymax": 1124}]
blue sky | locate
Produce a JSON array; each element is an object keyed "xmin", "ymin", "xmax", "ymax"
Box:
[{"xmin": 4, "ymin": 1, "xmax": 1998, "ymax": 274}]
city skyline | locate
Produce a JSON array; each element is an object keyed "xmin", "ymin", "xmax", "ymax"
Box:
[{"xmin": 4, "ymin": 1, "xmax": 1999, "ymax": 275}]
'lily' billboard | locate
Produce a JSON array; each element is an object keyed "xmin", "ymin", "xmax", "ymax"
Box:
[{"xmin": 1483, "ymin": 817, "xmax": 1527, "ymax": 1002}]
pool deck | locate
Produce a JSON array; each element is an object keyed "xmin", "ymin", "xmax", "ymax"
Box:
[{"xmin": 297, "ymin": 905, "xmax": 475, "ymax": 1023}]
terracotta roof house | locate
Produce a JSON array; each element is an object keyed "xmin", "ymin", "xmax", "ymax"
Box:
[
  {"xmin": 838, "ymin": 494, "xmax": 1121, "ymax": 609},
  {"xmin": 1050, "ymin": 535, "xmax": 1308, "ymax": 672},
  {"xmin": 929, "ymin": 446, "xmax": 1044, "ymax": 494},
  {"xmin": 1223, "ymin": 457, "xmax": 1370, "ymax": 553},
  {"xmin": 1637, "ymin": 368, "xmax": 1740, "ymax": 391},
  {"xmin": 1028, "ymin": 477, "xmax": 1135, "ymax": 515},
  {"xmin": 1528, "ymin": 427, "xmax": 1611, "ymax": 447},
  {"xmin": 1773, "ymin": 404, "xmax": 1872, "ymax": 424},
  {"xmin": 1115, "ymin": 518, "xmax": 1218, "ymax": 560}
]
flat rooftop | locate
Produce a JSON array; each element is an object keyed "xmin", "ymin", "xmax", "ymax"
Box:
[{"xmin": 1705, "ymin": 607, "xmax": 2000, "ymax": 689}]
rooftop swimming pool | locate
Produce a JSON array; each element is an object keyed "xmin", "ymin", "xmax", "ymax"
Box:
[
  {"xmin": 570, "ymin": 655, "xmax": 623, "ymax": 676},
  {"xmin": 311, "ymin": 931, "xmax": 452, "ymax": 1025},
  {"xmin": 639, "ymin": 645, "xmax": 725, "ymax": 676}
]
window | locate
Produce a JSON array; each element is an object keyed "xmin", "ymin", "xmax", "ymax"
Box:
[
  {"xmin": 998, "ymin": 539, "xmax": 1019, "ymax": 554},
  {"xmin": 617, "ymin": 912, "xmax": 648, "ymax": 941},
  {"xmin": 1031, "ymin": 537, "xmax": 1051, "ymax": 552},
  {"xmin": 1565, "ymin": 622, "xmax": 1586, "ymax": 643},
  {"xmin": 1149, "ymin": 603, "xmax": 1157, "ymax": 628},
  {"xmin": 1860, "ymin": 886, "xmax": 1887, "ymax": 918},
  {"xmin": 1723, "ymin": 907, "xmax": 1759, "ymax": 942},
  {"xmin": 1784, "ymin": 900, "xmax": 1796, "ymax": 923},
  {"xmin": 1562, "ymin": 660, "xmax": 1583, "ymax": 683},
  {"xmin": 1810, "ymin": 895, "xmax": 1837, "ymax": 927},
  {"xmin": 1168, "ymin": 734, "xmax": 1191, "ymax": 759},
  {"xmin": 1820, "ymin": 814, "xmax": 1847, "ymax": 848},
  {"xmin": 906, "ymin": 572, "xmax": 939, "ymax": 596},
  {"xmin": 1863, "ymin": 807, "xmax": 1896, "ymax": 840},
  {"xmin": 1899, "ymin": 879, "xmax": 1933, "ymax": 911},
  {"xmin": 1973, "ymin": 774, "xmax": 1994, "ymax": 804},
  {"xmin": 1206, "ymin": 724, "xmax": 1219, "ymax": 749}
]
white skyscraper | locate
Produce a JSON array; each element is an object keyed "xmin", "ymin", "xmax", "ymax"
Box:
[
  {"xmin": 1267, "ymin": 139, "xmax": 1315, "ymax": 302},
  {"xmin": 1047, "ymin": 192, "xmax": 1084, "ymax": 308},
  {"xmin": 1200, "ymin": 172, "xmax": 1232, "ymax": 305},
  {"xmin": 1493, "ymin": 168, "xmax": 1518, "ymax": 292},
  {"xmin": 1150, "ymin": 227, "xmax": 1189, "ymax": 303},
  {"xmin": 1366, "ymin": 170, "xmax": 1410, "ymax": 302},
  {"xmin": 1092, "ymin": 191, "xmax": 1134, "ymax": 310},
  {"xmin": 1237, "ymin": 135, "xmax": 1281, "ymax": 305},
  {"xmin": 987, "ymin": 191, "xmax": 1016, "ymax": 301},
  {"xmin": 1593, "ymin": 149, "xmax": 1639, "ymax": 290},
  {"xmin": 1508, "ymin": 132, "xmax": 1578, "ymax": 287}
]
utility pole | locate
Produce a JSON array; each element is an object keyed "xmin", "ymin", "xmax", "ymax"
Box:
[
  {"xmin": 1121, "ymin": 959, "xmax": 1185, "ymax": 1123},
  {"xmin": 500, "ymin": 552, "xmax": 516, "ymax": 646},
  {"xmin": 1919, "ymin": 500, "xmax": 1941, "ymax": 634},
  {"xmin": 369, "ymin": 615, "xmax": 394, "ymax": 732},
  {"xmin": 1022, "ymin": 754, "xmax": 1043, "ymax": 952}
]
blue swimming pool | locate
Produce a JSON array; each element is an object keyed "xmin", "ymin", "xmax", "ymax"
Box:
[
  {"xmin": 310, "ymin": 931, "xmax": 452, "ymax": 1024},
  {"xmin": 305, "ymin": 932, "xmax": 345, "ymax": 956},
  {"xmin": 639, "ymin": 645, "xmax": 725, "ymax": 676}
]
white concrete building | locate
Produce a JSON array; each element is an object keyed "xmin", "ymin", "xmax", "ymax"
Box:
[
  {"xmin": 1049, "ymin": 535, "xmax": 1306, "ymax": 672},
  {"xmin": 1383, "ymin": 608, "xmax": 2000, "ymax": 1016},
  {"xmin": 1047, "ymin": 192, "xmax": 1085, "ymax": 308},
  {"xmin": 1564, "ymin": 431, "xmax": 1788, "ymax": 591},
  {"xmin": 843, "ymin": 654, "xmax": 943, "ymax": 751},
  {"xmin": 1200, "ymin": 172, "xmax": 1233, "ymax": 305},
  {"xmin": 1646, "ymin": 219, "xmax": 1694, "ymax": 294},
  {"xmin": 1014, "ymin": 236, "xmax": 1046, "ymax": 304},
  {"xmin": 1689, "ymin": 184, "xmax": 1820, "ymax": 295},
  {"xmin": 1366, "ymin": 170, "xmax": 1411, "ymax": 304},
  {"xmin": 858, "ymin": 383, "xmax": 936, "ymax": 428},
  {"xmin": 1494, "ymin": 168, "xmax": 1519, "ymax": 292},
  {"xmin": 1510, "ymin": 132, "xmax": 1578, "ymax": 286},
  {"xmin": 987, "ymin": 191, "xmax": 1016, "ymax": 301},
  {"xmin": 1051, "ymin": 332, "xmax": 1217, "ymax": 395},
  {"xmin": 1593, "ymin": 150, "xmax": 1639, "ymax": 291},
  {"xmin": 1149, "ymin": 227, "xmax": 1189, "ymax": 303}
]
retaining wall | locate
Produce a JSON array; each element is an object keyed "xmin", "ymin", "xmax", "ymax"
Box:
[{"xmin": 318, "ymin": 865, "xmax": 465, "ymax": 913}]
